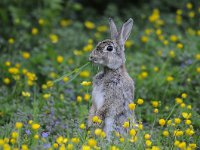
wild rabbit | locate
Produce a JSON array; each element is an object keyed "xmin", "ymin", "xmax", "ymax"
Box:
[{"xmin": 88, "ymin": 18, "xmax": 137, "ymax": 138}]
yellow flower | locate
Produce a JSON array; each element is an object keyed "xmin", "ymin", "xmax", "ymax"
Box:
[
  {"xmin": 177, "ymin": 43, "xmax": 183, "ymax": 49},
  {"xmin": 146, "ymin": 140, "xmax": 152, "ymax": 147},
  {"xmin": 63, "ymin": 77, "xmax": 69, "ymax": 82},
  {"xmin": 163, "ymin": 40, "xmax": 169, "ymax": 45},
  {"xmin": 3, "ymin": 78, "xmax": 10, "ymax": 85},
  {"xmin": 128, "ymin": 103, "xmax": 136, "ymax": 110},
  {"xmin": 156, "ymin": 29, "xmax": 162, "ymax": 35},
  {"xmin": 176, "ymin": 9, "xmax": 182, "ymax": 15},
  {"xmin": 46, "ymin": 81, "xmax": 54, "ymax": 87},
  {"xmin": 95, "ymin": 128, "xmax": 102, "ymax": 136},
  {"xmin": 148, "ymin": 9, "xmax": 160, "ymax": 23},
  {"xmin": 82, "ymin": 145, "xmax": 91, "ymax": 150},
  {"xmin": 154, "ymin": 108, "xmax": 158, "ymax": 113},
  {"xmin": 169, "ymin": 50, "xmax": 175, "ymax": 58},
  {"xmin": 195, "ymin": 54, "xmax": 200, "ymax": 60},
  {"xmin": 129, "ymin": 129, "xmax": 136, "ymax": 136},
  {"xmin": 21, "ymin": 144, "xmax": 29, "ymax": 150},
  {"xmin": 43, "ymin": 93, "xmax": 51, "ymax": 99},
  {"xmin": 151, "ymin": 101, "xmax": 159, "ymax": 107},
  {"xmin": 144, "ymin": 134, "xmax": 151, "ymax": 140},
  {"xmin": 167, "ymin": 120, "xmax": 172, "ymax": 125},
  {"xmin": 63, "ymin": 138, "xmax": 68, "ymax": 143},
  {"xmin": 97, "ymin": 25, "xmax": 108, "ymax": 32},
  {"xmin": 181, "ymin": 93, "xmax": 187, "ymax": 98},
  {"xmin": 137, "ymin": 98, "xmax": 144, "ymax": 105},
  {"xmin": 88, "ymin": 139, "xmax": 96, "ymax": 147},
  {"xmin": 170, "ymin": 35, "xmax": 178, "ymax": 42},
  {"xmin": 162, "ymin": 130, "xmax": 169, "ymax": 137},
  {"xmin": 56, "ymin": 136, "xmax": 64, "ymax": 144},
  {"xmin": 84, "ymin": 93, "xmax": 90, "ymax": 101},
  {"xmin": 22, "ymin": 52, "xmax": 30, "ymax": 59},
  {"xmin": 196, "ymin": 67, "xmax": 200, "ymax": 73},
  {"xmin": 185, "ymin": 119, "xmax": 192, "ymax": 125},
  {"xmin": 71, "ymin": 137, "xmax": 80, "ymax": 144},
  {"xmin": 139, "ymin": 71, "xmax": 148, "ymax": 79},
  {"xmin": 123, "ymin": 121, "xmax": 129, "ymax": 128},
  {"xmin": 152, "ymin": 146, "xmax": 160, "ymax": 150},
  {"xmin": 15, "ymin": 122, "xmax": 23, "ymax": 129},
  {"xmin": 49, "ymin": 34, "xmax": 59, "ymax": 43},
  {"xmin": 56, "ymin": 55, "xmax": 64, "ymax": 63},
  {"xmin": 174, "ymin": 140, "xmax": 180, "ymax": 146},
  {"xmin": 31, "ymin": 28, "xmax": 38, "ymax": 35},
  {"xmin": 188, "ymin": 143, "xmax": 196, "ymax": 149},
  {"xmin": 34, "ymin": 134, "xmax": 39, "ymax": 140},
  {"xmin": 185, "ymin": 128, "xmax": 195, "ymax": 136},
  {"xmin": 77, "ymin": 96, "xmax": 82, "ymax": 103},
  {"xmin": 79, "ymin": 123, "xmax": 86, "ymax": 129},
  {"xmin": 173, "ymin": 130, "xmax": 183, "ymax": 136},
  {"xmin": 28, "ymin": 120, "xmax": 33, "ymax": 124},
  {"xmin": 178, "ymin": 142, "xmax": 186, "ymax": 149},
  {"xmin": 159, "ymin": 119, "xmax": 166, "ymax": 126},
  {"xmin": 53, "ymin": 143, "xmax": 58, "ymax": 148},
  {"xmin": 60, "ymin": 19, "xmax": 72, "ymax": 27},
  {"xmin": 22, "ymin": 91, "xmax": 31, "ymax": 97},
  {"xmin": 138, "ymin": 122, "xmax": 143, "ymax": 130},
  {"xmin": 119, "ymin": 137, "xmax": 124, "ymax": 142},
  {"xmin": 32, "ymin": 123, "xmax": 40, "ymax": 130},
  {"xmin": 80, "ymin": 71, "xmax": 90, "ymax": 78},
  {"xmin": 81, "ymin": 81, "xmax": 92, "ymax": 86},
  {"xmin": 8, "ymin": 38, "xmax": 15, "ymax": 44},
  {"xmin": 153, "ymin": 67, "xmax": 159, "ymax": 72},
  {"xmin": 175, "ymin": 97, "xmax": 183, "ymax": 104},
  {"xmin": 141, "ymin": 36, "xmax": 148, "ymax": 43},
  {"xmin": 186, "ymin": 2, "xmax": 193, "ymax": 9},
  {"xmin": 180, "ymin": 103, "xmax": 186, "ymax": 108},
  {"xmin": 174, "ymin": 118, "xmax": 181, "ymax": 124},
  {"xmin": 8, "ymin": 67, "xmax": 19, "ymax": 74},
  {"xmin": 101, "ymin": 131, "xmax": 106, "ymax": 138},
  {"xmin": 92, "ymin": 116, "xmax": 101, "ymax": 123},
  {"xmin": 38, "ymin": 18, "xmax": 45, "ymax": 25},
  {"xmin": 0, "ymin": 139, "xmax": 4, "ymax": 145},
  {"xmin": 83, "ymin": 44, "xmax": 93, "ymax": 52},
  {"xmin": 10, "ymin": 138, "xmax": 16, "ymax": 144},
  {"xmin": 166, "ymin": 76, "xmax": 174, "ymax": 82},
  {"xmin": 11, "ymin": 132, "xmax": 18, "ymax": 138},
  {"xmin": 84, "ymin": 21, "xmax": 95, "ymax": 29},
  {"xmin": 67, "ymin": 144, "xmax": 73, "ymax": 150},
  {"xmin": 125, "ymin": 40, "xmax": 134, "ymax": 48},
  {"xmin": 182, "ymin": 112, "xmax": 191, "ymax": 119},
  {"xmin": 4, "ymin": 61, "xmax": 11, "ymax": 67}
]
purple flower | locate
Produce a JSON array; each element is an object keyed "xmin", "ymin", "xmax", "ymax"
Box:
[
  {"xmin": 43, "ymin": 143, "xmax": 51, "ymax": 149},
  {"xmin": 42, "ymin": 132, "xmax": 49, "ymax": 138},
  {"xmin": 25, "ymin": 130, "xmax": 31, "ymax": 135}
]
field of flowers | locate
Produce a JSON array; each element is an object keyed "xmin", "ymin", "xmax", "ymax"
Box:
[{"xmin": 0, "ymin": 1, "xmax": 200, "ymax": 150}]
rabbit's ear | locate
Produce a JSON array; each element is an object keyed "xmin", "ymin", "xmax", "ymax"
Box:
[
  {"xmin": 109, "ymin": 18, "xmax": 118, "ymax": 40},
  {"xmin": 119, "ymin": 18, "xmax": 133, "ymax": 45}
]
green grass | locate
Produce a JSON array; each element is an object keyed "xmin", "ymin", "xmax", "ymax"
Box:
[{"xmin": 0, "ymin": 2, "xmax": 200, "ymax": 150}]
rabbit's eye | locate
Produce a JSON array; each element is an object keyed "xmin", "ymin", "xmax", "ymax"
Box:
[{"xmin": 107, "ymin": 45, "xmax": 113, "ymax": 51}]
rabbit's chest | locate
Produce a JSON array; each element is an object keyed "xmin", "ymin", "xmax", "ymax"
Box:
[{"xmin": 92, "ymin": 83, "xmax": 105, "ymax": 110}]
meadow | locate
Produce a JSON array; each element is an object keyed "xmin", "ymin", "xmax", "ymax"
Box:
[{"xmin": 0, "ymin": 1, "xmax": 200, "ymax": 150}]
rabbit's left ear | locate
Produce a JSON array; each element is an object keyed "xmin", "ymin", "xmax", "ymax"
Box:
[
  {"xmin": 109, "ymin": 18, "xmax": 118, "ymax": 40},
  {"xmin": 119, "ymin": 18, "xmax": 133, "ymax": 45}
]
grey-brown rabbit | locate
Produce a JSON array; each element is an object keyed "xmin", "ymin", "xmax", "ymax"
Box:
[{"xmin": 88, "ymin": 18, "xmax": 136, "ymax": 138}]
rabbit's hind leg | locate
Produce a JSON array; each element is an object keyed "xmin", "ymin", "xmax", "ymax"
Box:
[{"xmin": 103, "ymin": 116, "xmax": 114, "ymax": 139}]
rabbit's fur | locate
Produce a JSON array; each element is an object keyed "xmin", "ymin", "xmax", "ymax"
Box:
[{"xmin": 88, "ymin": 18, "xmax": 136, "ymax": 138}]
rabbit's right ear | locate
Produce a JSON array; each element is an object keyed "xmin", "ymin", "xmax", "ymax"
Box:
[{"xmin": 109, "ymin": 18, "xmax": 118, "ymax": 40}]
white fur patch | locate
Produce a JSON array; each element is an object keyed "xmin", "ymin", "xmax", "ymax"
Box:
[{"xmin": 92, "ymin": 83, "xmax": 104, "ymax": 110}]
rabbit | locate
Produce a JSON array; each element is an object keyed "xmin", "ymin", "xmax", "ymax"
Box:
[{"xmin": 88, "ymin": 18, "xmax": 137, "ymax": 138}]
